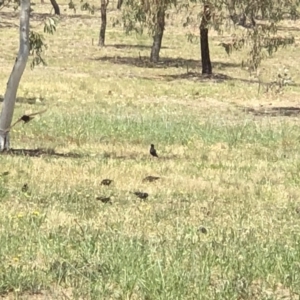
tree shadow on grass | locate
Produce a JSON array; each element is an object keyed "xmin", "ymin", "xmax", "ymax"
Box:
[
  {"xmin": 0, "ymin": 95, "xmax": 45, "ymax": 104},
  {"xmin": 161, "ymin": 73, "xmax": 290, "ymax": 87},
  {"xmin": 277, "ymin": 25, "xmax": 300, "ymax": 32},
  {"xmin": 91, "ymin": 56, "xmax": 240, "ymax": 70},
  {"xmin": 105, "ymin": 44, "xmax": 169, "ymax": 50},
  {"xmin": 0, "ymin": 21, "xmax": 18, "ymax": 29},
  {"xmin": 1, "ymin": 148, "xmax": 83, "ymax": 158},
  {"xmin": 242, "ymin": 106, "xmax": 300, "ymax": 117},
  {"xmin": 140, "ymin": 71, "xmax": 261, "ymax": 86},
  {"xmin": 158, "ymin": 72, "xmax": 234, "ymax": 82}
]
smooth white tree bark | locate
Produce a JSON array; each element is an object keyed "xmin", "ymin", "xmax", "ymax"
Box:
[{"xmin": 0, "ymin": 0, "xmax": 30, "ymax": 151}]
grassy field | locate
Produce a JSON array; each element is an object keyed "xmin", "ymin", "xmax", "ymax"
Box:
[{"xmin": 1, "ymin": 2, "xmax": 300, "ymax": 299}]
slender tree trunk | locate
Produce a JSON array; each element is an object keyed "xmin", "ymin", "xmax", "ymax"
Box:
[
  {"xmin": 200, "ymin": 5, "xmax": 212, "ymax": 75},
  {"xmin": 50, "ymin": 0, "xmax": 60, "ymax": 15},
  {"xmin": 150, "ymin": 8, "xmax": 165, "ymax": 63},
  {"xmin": 117, "ymin": 0, "xmax": 122, "ymax": 9},
  {"xmin": 99, "ymin": 0, "xmax": 109, "ymax": 47},
  {"xmin": 0, "ymin": 0, "xmax": 30, "ymax": 151}
]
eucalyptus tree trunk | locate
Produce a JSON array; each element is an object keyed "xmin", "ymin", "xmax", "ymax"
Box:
[
  {"xmin": 117, "ymin": 0, "xmax": 122, "ymax": 9},
  {"xmin": 0, "ymin": 0, "xmax": 30, "ymax": 151},
  {"xmin": 150, "ymin": 8, "xmax": 165, "ymax": 63},
  {"xmin": 200, "ymin": 4, "xmax": 212, "ymax": 75},
  {"xmin": 99, "ymin": 0, "xmax": 109, "ymax": 46},
  {"xmin": 50, "ymin": 0, "xmax": 60, "ymax": 15}
]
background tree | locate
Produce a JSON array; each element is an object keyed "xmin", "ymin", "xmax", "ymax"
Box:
[
  {"xmin": 150, "ymin": 0, "xmax": 166, "ymax": 62},
  {"xmin": 221, "ymin": 0, "xmax": 298, "ymax": 70},
  {"xmin": 120, "ymin": 0, "xmax": 174, "ymax": 62},
  {"xmin": 200, "ymin": 4, "xmax": 212, "ymax": 74},
  {"xmin": 117, "ymin": 0, "xmax": 122, "ymax": 9},
  {"xmin": 50, "ymin": 0, "xmax": 60, "ymax": 15},
  {"xmin": 99, "ymin": 0, "xmax": 109, "ymax": 46},
  {"xmin": 182, "ymin": 0, "xmax": 299, "ymax": 75}
]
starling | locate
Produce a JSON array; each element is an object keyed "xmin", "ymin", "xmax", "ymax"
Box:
[
  {"xmin": 150, "ymin": 144, "xmax": 158, "ymax": 157},
  {"xmin": 5, "ymin": 109, "xmax": 48, "ymax": 132},
  {"xmin": 22, "ymin": 184, "xmax": 28, "ymax": 192},
  {"xmin": 198, "ymin": 227, "xmax": 207, "ymax": 234},
  {"xmin": 133, "ymin": 192, "xmax": 149, "ymax": 200},
  {"xmin": 101, "ymin": 179, "xmax": 113, "ymax": 186},
  {"xmin": 19, "ymin": 109, "xmax": 47, "ymax": 124},
  {"xmin": 96, "ymin": 196, "xmax": 111, "ymax": 204},
  {"xmin": 143, "ymin": 176, "xmax": 160, "ymax": 182}
]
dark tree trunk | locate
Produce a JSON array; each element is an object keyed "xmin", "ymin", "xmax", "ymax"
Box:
[
  {"xmin": 117, "ymin": 0, "xmax": 122, "ymax": 9},
  {"xmin": 150, "ymin": 8, "xmax": 165, "ymax": 63},
  {"xmin": 200, "ymin": 28, "xmax": 212, "ymax": 74},
  {"xmin": 200, "ymin": 5, "xmax": 212, "ymax": 75},
  {"xmin": 99, "ymin": 0, "xmax": 109, "ymax": 46},
  {"xmin": 50, "ymin": 0, "xmax": 60, "ymax": 15}
]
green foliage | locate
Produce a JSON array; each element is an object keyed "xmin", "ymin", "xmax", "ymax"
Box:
[
  {"xmin": 67, "ymin": 0, "xmax": 95, "ymax": 14},
  {"xmin": 218, "ymin": 0, "xmax": 300, "ymax": 70},
  {"xmin": 120, "ymin": 0, "xmax": 147, "ymax": 35},
  {"xmin": 118, "ymin": 0, "xmax": 174, "ymax": 36},
  {"xmin": 0, "ymin": 0, "xmax": 20, "ymax": 10},
  {"xmin": 170, "ymin": 0, "xmax": 300, "ymax": 70},
  {"xmin": 68, "ymin": 0, "xmax": 76, "ymax": 12},
  {"xmin": 29, "ymin": 17, "xmax": 58, "ymax": 69},
  {"xmin": 43, "ymin": 16, "xmax": 58, "ymax": 34},
  {"xmin": 80, "ymin": 0, "xmax": 95, "ymax": 14},
  {"xmin": 0, "ymin": 0, "xmax": 59, "ymax": 70},
  {"xmin": 29, "ymin": 31, "xmax": 47, "ymax": 69}
]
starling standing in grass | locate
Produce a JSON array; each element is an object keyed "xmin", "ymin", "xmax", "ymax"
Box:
[
  {"xmin": 101, "ymin": 179, "xmax": 113, "ymax": 186},
  {"xmin": 142, "ymin": 176, "xmax": 160, "ymax": 183},
  {"xmin": 198, "ymin": 226, "xmax": 208, "ymax": 234},
  {"xmin": 96, "ymin": 196, "xmax": 111, "ymax": 204},
  {"xmin": 22, "ymin": 184, "xmax": 28, "ymax": 192},
  {"xmin": 133, "ymin": 192, "xmax": 149, "ymax": 200},
  {"xmin": 150, "ymin": 144, "xmax": 158, "ymax": 157}
]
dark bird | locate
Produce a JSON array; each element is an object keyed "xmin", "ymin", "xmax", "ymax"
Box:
[
  {"xmin": 150, "ymin": 144, "xmax": 158, "ymax": 157},
  {"xmin": 133, "ymin": 192, "xmax": 149, "ymax": 200},
  {"xmin": 22, "ymin": 184, "xmax": 28, "ymax": 192},
  {"xmin": 1, "ymin": 171, "xmax": 9, "ymax": 176},
  {"xmin": 18, "ymin": 109, "xmax": 47, "ymax": 124},
  {"xmin": 101, "ymin": 179, "xmax": 113, "ymax": 186},
  {"xmin": 198, "ymin": 227, "xmax": 208, "ymax": 234},
  {"xmin": 4, "ymin": 109, "xmax": 48, "ymax": 132},
  {"xmin": 96, "ymin": 196, "xmax": 111, "ymax": 204},
  {"xmin": 143, "ymin": 176, "xmax": 160, "ymax": 183}
]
